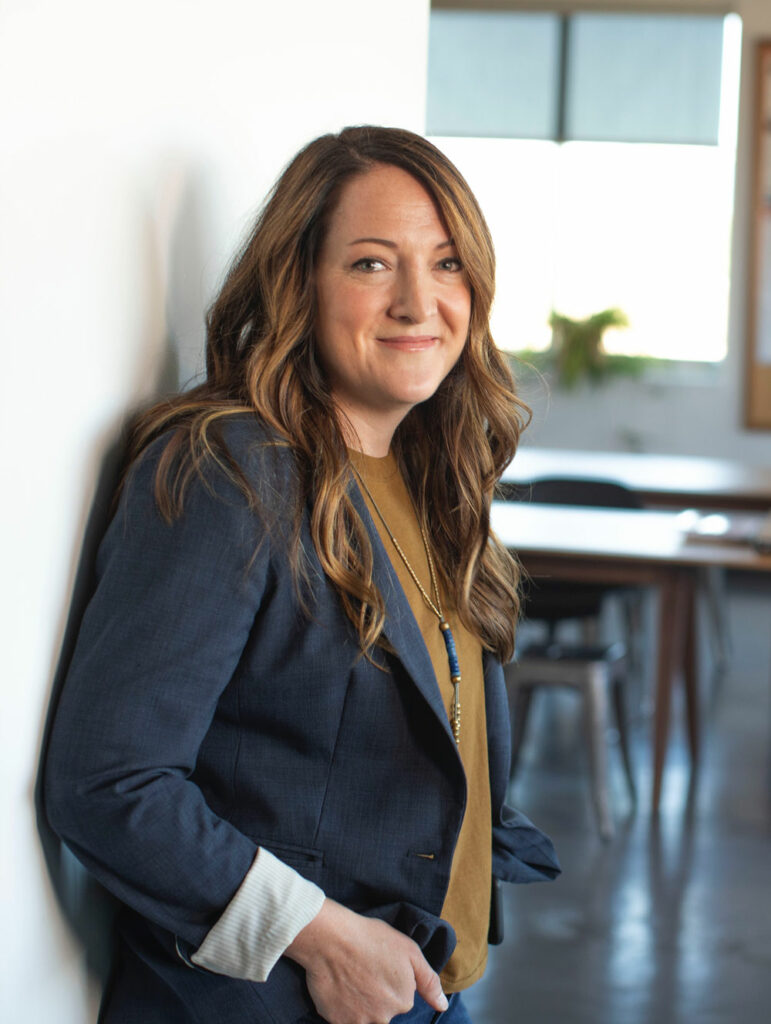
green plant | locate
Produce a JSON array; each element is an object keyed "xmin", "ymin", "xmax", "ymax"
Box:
[
  {"xmin": 517, "ymin": 309, "xmax": 665, "ymax": 389},
  {"xmin": 511, "ymin": 308, "xmax": 669, "ymax": 388},
  {"xmin": 548, "ymin": 308, "xmax": 630, "ymax": 387}
]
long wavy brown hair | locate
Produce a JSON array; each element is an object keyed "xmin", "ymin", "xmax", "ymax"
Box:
[{"xmin": 127, "ymin": 126, "xmax": 529, "ymax": 662}]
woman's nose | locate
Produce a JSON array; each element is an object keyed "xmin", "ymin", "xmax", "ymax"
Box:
[{"xmin": 388, "ymin": 266, "xmax": 436, "ymax": 323}]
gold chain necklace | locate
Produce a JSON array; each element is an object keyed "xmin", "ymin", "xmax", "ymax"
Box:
[{"xmin": 352, "ymin": 465, "xmax": 462, "ymax": 744}]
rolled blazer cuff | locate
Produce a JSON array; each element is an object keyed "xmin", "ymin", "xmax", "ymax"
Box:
[
  {"xmin": 191, "ymin": 848, "xmax": 326, "ymax": 982},
  {"xmin": 492, "ymin": 803, "xmax": 561, "ymax": 884}
]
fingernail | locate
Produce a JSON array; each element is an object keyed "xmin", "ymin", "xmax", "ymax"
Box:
[{"xmin": 439, "ymin": 994, "xmax": 449, "ymax": 1011}]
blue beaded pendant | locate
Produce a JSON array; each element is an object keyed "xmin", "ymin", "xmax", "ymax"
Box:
[{"xmin": 439, "ymin": 618, "xmax": 461, "ymax": 743}]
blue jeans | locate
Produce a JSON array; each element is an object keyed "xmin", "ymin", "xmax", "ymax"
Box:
[{"xmin": 391, "ymin": 991, "xmax": 472, "ymax": 1023}]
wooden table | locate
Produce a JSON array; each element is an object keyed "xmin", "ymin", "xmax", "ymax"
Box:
[
  {"xmin": 491, "ymin": 501, "xmax": 771, "ymax": 812},
  {"xmin": 499, "ymin": 448, "xmax": 771, "ymax": 511}
]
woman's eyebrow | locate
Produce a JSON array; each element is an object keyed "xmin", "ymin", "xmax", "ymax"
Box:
[
  {"xmin": 348, "ymin": 237, "xmax": 397, "ymax": 248},
  {"xmin": 347, "ymin": 237, "xmax": 455, "ymax": 249}
]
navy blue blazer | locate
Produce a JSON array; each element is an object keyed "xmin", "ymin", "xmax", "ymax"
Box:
[{"xmin": 45, "ymin": 416, "xmax": 559, "ymax": 1023}]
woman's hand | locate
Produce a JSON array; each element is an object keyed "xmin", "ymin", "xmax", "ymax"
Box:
[{"xmin": 285, "ymin": 898, "xmax": 448, "ymax": 1024}]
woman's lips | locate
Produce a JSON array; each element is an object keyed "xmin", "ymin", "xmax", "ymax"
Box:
[{"xmin": 376, "ymin": 335, "xmax": 438, "ymax": 351}]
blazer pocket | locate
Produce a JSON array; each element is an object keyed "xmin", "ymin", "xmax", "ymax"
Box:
[{"xmin": 253, "ymin": 838, "xmax": 325, "ymax": 868}]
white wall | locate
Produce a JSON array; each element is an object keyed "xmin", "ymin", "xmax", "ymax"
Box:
[
  {"xmin": 517, "ymin": 0, "xmax": 771, "ymax": 464},
  {"xmin": 0, "ymin": 1, "xmax": 429, "ymax": 1020}
]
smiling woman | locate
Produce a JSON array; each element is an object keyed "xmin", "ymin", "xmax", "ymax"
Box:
[
  {"xmin": 43, "ymin": 126, "xmax": 559, "ymax": 1024},
  {"xmin": 314, "ymin": 164, "xmax": 472, "ymax": 455}
]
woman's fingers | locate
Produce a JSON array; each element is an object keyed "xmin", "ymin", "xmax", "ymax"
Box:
[
  {"xmin": 286, "ymin": 898, "xmax": 445, "ymax": 1024},
  {"xmin": 410, "ymin": 949, "xmax": 448, "ymax": 1013}
]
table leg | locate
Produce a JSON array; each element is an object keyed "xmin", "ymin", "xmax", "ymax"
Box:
[
  {"xmin": 652, "ymin": 577, "xmax": 674, "ymax": 811},
  {"xmin": 652, "ymin": 572, "xmax": 690, "ymax": 812},
  {"xmin": 682, "ymin": 575, "xmax": 700, "ymax": 765}
]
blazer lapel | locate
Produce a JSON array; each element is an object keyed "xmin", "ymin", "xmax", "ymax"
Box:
[{"xmin": 349, "ymin": 482, "xmax": 458, "ymax": 748}]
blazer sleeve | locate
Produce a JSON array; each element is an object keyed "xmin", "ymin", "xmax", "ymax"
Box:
[{"xmin": 44, "ymin": 438, "xmax": 291, "ymax": 951}]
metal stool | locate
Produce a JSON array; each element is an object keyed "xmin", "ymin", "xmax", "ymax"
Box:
[{"xmin": 504, "ymin": 641, "xmax": 636, "ymax": 840}]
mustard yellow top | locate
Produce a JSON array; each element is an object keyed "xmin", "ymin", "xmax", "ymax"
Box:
[{"xmin": 351, "ymin": 450, "xmax": 492, "ymax": 992}]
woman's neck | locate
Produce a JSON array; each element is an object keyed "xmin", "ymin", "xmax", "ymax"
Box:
[{"xmin": 335, "ymin": 402, "xmax": 406, "ymax": 457}]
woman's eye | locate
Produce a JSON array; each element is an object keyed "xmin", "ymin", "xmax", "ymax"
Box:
[
  {"xmin": 438, "ymin": 257, "xmax": 463, "ymax": 272},
  {"xmin": 352, "ymin": 257, "xmax": 386, "ymax": 272}
]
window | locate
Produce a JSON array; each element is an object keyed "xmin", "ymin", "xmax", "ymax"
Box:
[{"xmin": 427, "ymin": 6, "xmax": 742, "ymax": 363}]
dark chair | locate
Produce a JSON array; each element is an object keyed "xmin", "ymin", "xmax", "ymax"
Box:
[
  {"xmin": 506, "ymin": 477, "xmax": 644, "ymax": 838},
  {"xmin": 519, "ymin": 477, "xmax": 645, "ymax": 653}
]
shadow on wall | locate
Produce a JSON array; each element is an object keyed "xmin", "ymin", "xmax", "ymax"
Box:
[
  {"xmin": 166, "ymin": 158, "xmax": 227, "ymax": 387},
  {"xmin": 33, "ymin": 160, "xmax": 219, "ymax": 996},
  {"xmin": 34, "ymin": 432, "xmax": 129, "ymax": 985}
]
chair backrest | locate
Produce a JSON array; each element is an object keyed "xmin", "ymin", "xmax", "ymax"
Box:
[
  {"xmin": 526, "ymin": 477, "xmax": 643, "ymax": 510},
  {"xmin": 514, "ymin": 476, "xmax": 643, "ymax": 631}
]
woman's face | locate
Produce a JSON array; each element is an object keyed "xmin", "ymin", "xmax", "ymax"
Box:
[{"xmin": 314, "ymin": 163, "xmax": 471, "ymax": 453}]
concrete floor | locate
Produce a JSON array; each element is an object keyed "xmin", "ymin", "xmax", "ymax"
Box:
[{"xmin": 466, "ymin": 574, "xmax": 771, "ymax": 1024}]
